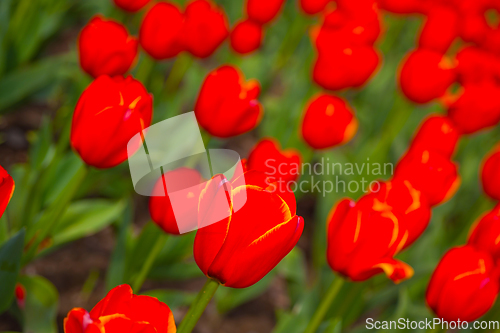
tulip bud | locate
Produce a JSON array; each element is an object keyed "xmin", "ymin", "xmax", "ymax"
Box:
[
  {"xmin": 139, "ymin": 2, "xmax": 184, "ymax": 60},
  {"xmin": 246, "ymin": 0, "xmax": 285, "ymax": 25},
  {"xmin": 399, "ymin": 49, "xmax": 456, "ymax": 104},
  {"xmin": 194, "ymin": 65, "xmax": 263, "ymax": 138},
  {"xmin": 194, "ymin": 171, "xmax": 303, "ymax": 288},
  {"xmin": 301, "ymin": 94, "xmax": 358, "ymax": 150},
  {"xmin": 299, "ymin": 0, "xmax": 332, "ymax": 15},
  {"xmin": 71, "ymin": 75, "xmax": 153, "ymax": 169},
  {"xmin": 182, "ymin": 0, "xmax": 229, "ymax": 58},
  {"xmin": 230, "ymin": 19, "xmax": 263, "ymax": 55},
  {"xmin": 78, "ymin": 16, "xmax": 138, "ymax": 78},
  {"xmin": 0, "ymin": 165, "xmax": 14, "ymax": 220},
  {"xmin": 15, "ymin": 283, "xmax": 25, "ymax": 310},
  {"xmin": 149, "ymin": 168, "xmax": 205, "ymax": 235},
  {"xmin": 394, "ymin": 149, "xmax": 460, "ymax": 207},
  {"xmin": 409, "ymin": 116, "xmax": 461, "ymax": 159},
  {"xmin": 327, "ymin": 180, "xmax": 431, "ymax": 283},
  {"xmin": 447, "ymin": 82, "xmax": 500, "ymax": 134},
  {"xmin": 418, "ymin": 6, "xmax": 459, "ymax": 53},
  {"xmin": 482, "ymin": 149, "xmax": 500, "ymax": 201},
  {"xmin": 112, "ymin": 0, "xmax": 151, "ymax": 12},
  {"xmin": 247, "ymin": 138, "xmax": 302, "ymax": 184},
  {"xmin": 426, "ymin": 246, "xmax": 499, "ymax": 322},
  {"xmin": 468, "ymin": 204, "xmax": 500, "ymax": 260},
  {"xmin": 64, "ymin": 284, "xmax": 176, "ymax": 333}
]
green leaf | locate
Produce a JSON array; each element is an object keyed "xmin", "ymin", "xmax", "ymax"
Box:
[
  {"xmin": 0, "ymin": 229, "xmax": 25, "ymax": 313},
  {"xmin": 18, "ymin": 275, "xmax": 58, "ymax": 333}
]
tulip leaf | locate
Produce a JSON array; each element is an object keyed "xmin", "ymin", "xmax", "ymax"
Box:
[
  {"xmin": 0, "ymin": 229, "xmax": 25, "ymax": 314},
  {"xmin": 18, "ymin": 275, "xmax": 58, "ymax": 333}
]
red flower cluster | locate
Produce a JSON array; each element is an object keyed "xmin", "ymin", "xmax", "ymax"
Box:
[
  {"xmin": 0, "ymin": 164, "xmax": 15, "ymax": 220},
  {"xmin": 391, "ymin": 1, "xmax": 500, "ymax": 134},
  {"xmin": 327, "ymin": 115, "xmax": 461, "ymax": 283},
  {"xmin": 230, "ymin": 0, "xmax": 285, "ymax": 54},
  {"xmin": 64, "ymin": 284, "xmax": 176, "ymax": 333},
  {"xmin": 195, "ymin": 65, "xmax": 263, "ymax": 138}
]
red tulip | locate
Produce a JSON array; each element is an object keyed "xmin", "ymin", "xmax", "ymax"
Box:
[
  {"xmin": 78, "ymin": 16, "xmax": 138, "ymax": 78},
  {"xmin": 426, "ymin": 246, "xmax": 499, "ymax": 322},
  {"xmin": 71, "ymin": 75, "xmax": 153, "ymax": 169},
  {"xmin": 456, "ymin": 46, "xmax": 497, "ymax": 85},
  {"xmin": 149, "ymin": 168, "xmax": 205, "ymax": 235},
  {"xmin": 394, "ymin": 149, "xmax": 460, "ymax": 207},
  {"xmin": 376, "ymin": 0, "xmax": 430, "ymax": 14},
  {"xmin": 418, "ymin": 6, "xmax": 459, "ymax": 53},
  {"xmin": 113, "ymin": 0, "xmax": 151, "ymax": 12},
  {"xmin": 139, "ymin": 2, "xmax": 184, "ymax": 60},
  {"xmin": 247, "ymin": 138, "xmax": 302, "ymax": 184},
  {"xmin": 194, "ymin": 171, "xmax": 303, "ymax": 288},
  {"xmin": 246, "ymin": 0, "xmax": 285, "ymax": 25},
  {"xmin": 408, "ymin": 115, "xmax": 461, "ymax": 159},
  {"xmin": 0, "ymin": 165, "xmax": 14, "ymax": 220},
  {"xmin": 194, "ymin": 65, "xmax": 263, "ymax": 138},
  {"xmin": 64, "ymin": 284, "xmax": 176, "ymax": 333},
  {"xmin": 15, "ymin": 283, "xmax": 25, "ymax": 310},
  {"xmin": 230, "ymin": 19, "xmax": 263, "ymax": 54},
  {"xmin": 299, "ymin": 0, "xmax": 332, "ymax": 15},
  {"xmin": 447, "ymin": 82, "xmax": 500, "ymax": 134},
  {"xmin": 481, "ymin": 148, "xmax": 500, "ymax": 201},
  {"xmin": 468, "ymin": 204, "xmax": 500, "ymax": 261},
  {"xmin": 301, "ymin": 93, "xmax": 358, "ymax": 149},
  {"xmin": 327, "ymin": 180, "xmax": 431, "ymax": 282},
  {"xmin": 182, "ymin": 0, "xmax": 229, "ymax": 58},
  {"xmin": 399, "ymin": 49, "xmax": 456, "ymax": 104},
  {"xmin": 460, "ymin": 13, "xmax": 489, "ymax": 45}
]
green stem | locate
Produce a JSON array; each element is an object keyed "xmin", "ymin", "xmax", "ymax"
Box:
[
  {"xmin": 135, "ymin": 55, "xmax": 156, "ymax": 86},
  {"xmin": 131, "ymin": 233, "xmax": 168, "ymax": 292},
  {"xmin": 304, "ymin": 277, "xmax": 345, "ymax": 333},
  {"xmin": 177, "ymin": 278, "xmax": 220, "ymax": 333},
  {"xmin": 163, "ymin": 53, "xmax": 193, "ymax": 95}
]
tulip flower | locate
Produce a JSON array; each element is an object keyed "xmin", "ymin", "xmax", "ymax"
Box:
[
  {"xmin": 456, "ymin": 46, "xmax": 498, "ymax": 85},
  {"xmin": 78, "ymin": 16, "xmax": 138, "ymax": 78},
  {"xmin": 15, "ymin": 283, "xmax": 25, "ymax": 310},
  {"xmin": 301, "ymin": 94, "xmax": 358, "ymax": 150},
  {"xmin": 247, "ymin": 138, "xmax": 301, "ymax": 184},
  {"xmin": 399, "ymin": 49, "xmax": 456, "ymax": 104},
  {"xmin": 230, "ymin": 19, "xmax": 263, "ymax": 55},
  {"xmin": 113, "ymin": 0, "xmax": 151, "ymax": 12},
  {"xmin": 149, "ymin": 168, "xmax": 205, "ymax": 235},
  {"xmin": 0, "ymin": 165, "xmax": 14, "ymax": 220},
  {"xmin": 394, "ymin": 149, "xmax": 460, "ymax": 207},
  {"xmin": 376, "ymin": 0, "xmax": 430, "ymax": 14},
  {"xmin": 194, "ymin": 65, "xmax": 263, "ymax": 138},
  {"xmin": 182, "ymin": 0, "xmax": 229, "ymax": 58},
  {"xmin": 426, "ymin": 246, "xmax": 499, "ymax": 322},
  {"xmin": 139, "ymin": 2, "xmax": 184, "ymax": 60},
  {"xmin": 246, "ymin": 0, "xmax": 285, "ymax": 25},
  {"xmin": 71, "ymin": 75, "xmax": 153, "ymax": 169},
  {"xmin": 482, "ymin": 147, "xmax": 500, "ymax": 201},
  {"xmin": 299, "ymin": 0, "xmax": 332, "ymax": 15},
  {"xmin": 194, "ymin": 171, "xmax": 304, "ymax": 288},
  {"xmin": 418, "ymin": 6, "xmax": 458, "ymax": 53},
  {"xmin": 447, "ymin": 82, "xmax": 500, "ymax": 134},
  {"xmin": 64, "ymin": 284, "xmax": 176, "ymax": 333},
  {"xmin": 460, "ymin": 12, "xmax": 489, "ymax": 45},
  {"xmin": 468, "ymin": 204, "xmax": 500, "ymax": 260},
  {"xmin": 327, "ymin": 180, "xmax": 431, "ymax": 282},
  {"xmin": 408, "ymin": 115, "xmax": 461, "ymax": 159}
]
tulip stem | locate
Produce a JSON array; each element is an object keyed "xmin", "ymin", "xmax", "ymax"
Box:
[
  {"xmin": 131, "ymin": 232, "xmax": 168, "ymax": 292},
  {"xmin": 164, "ymin": 53, "xmax": 193, "ymax": 95},
  {"xmin": 177, "ymin": 278, "xmax": 220, "ymax": 333},
  {"xmin": 304, "ymin": 277, "xmax": 345, "ymax": 333}
]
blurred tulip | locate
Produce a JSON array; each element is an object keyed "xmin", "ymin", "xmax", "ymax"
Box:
[
  {"xmin": 468, "ymin": 204, "xmax": 500, "ymax": 260},
  {"xmin": 247, "ymin": 138, "xmax": 302, "ymax": 184},
  {"xmin": 194, "ymin": 171, "xmax": 303, "ymax": 288},
  {"xmin": 418, "ymin": 6, "xmax": 458, "ymax": 53},
  {"xmin": 149, "ymin": 168, "xmax": 205, "ymax": 235},
  {"xmin": 64, "ymin": 284, "xmax": 176, "ymax": 333},
  {"xmin": 71, "ymin": 75, "xmax": 153, "ymax": 169},
  {"xmin": 456, "ymin": 46, "xmax": 497, "ymax": 85},
  {"xmin": 301, "ymin": 94, "xmax": 358, "ymax": 149},
  {"xmin": 299, "ymin": 0, "xmax": 332, "ymax": 15},
  {"xmin": 194, "ymin": 65, "xmax": 263, "ymax": 138},
  {"xmin": 78, "ymin": 16, "xmax": 138, "ymax": 78},
  {"xmin": 182, "ymin": 0, "xmax": 229, "ymax": 58},
  {"xmin": 327, "ymin": 180, "xmax": 431, "ymax": 282},
  {"xmin": 481, "ymin": 148, "xmax": 500, "ymax": 201},
  {"xmin": 399, "ymin": 49, "xmax": 456, "ymax": 104},
  {"xmin": 460, "ymin": 13, "xmax": 489, "ymax": 45},
  {"xmin": 139, "ymin": 2, "xmax": 184, "ymax": 60},
  {"xmin": 0, "ymin": 165, "xmax": 14, "ymax": 220},
  {"xmin": 426, "ymin": 246, "xmax": 499, "ymax": 322},
  {"xmin": 230, "ymin": 19, "xmax": 263, "ymax": 54},
  {"xmin": 377, "ymin": 0, "xmax": 430, "ymax": 14},
  {"xmin": 394, "ymin": 149, "xmax": 460, "ymax": 206},
  {"xmin": 408, "ymin": 115, "xmax": 461, "ymax": 159},
  {"xmin": 15, "ymin": 283, "xmax": 25, "ymax": 310},
  {"xmin": 246, "ymin": 0, "xmax": 285, "ymax": 24},
  {"xmin": 113, "ymin": 0, "xmax": 151, "ymax": 12}
]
